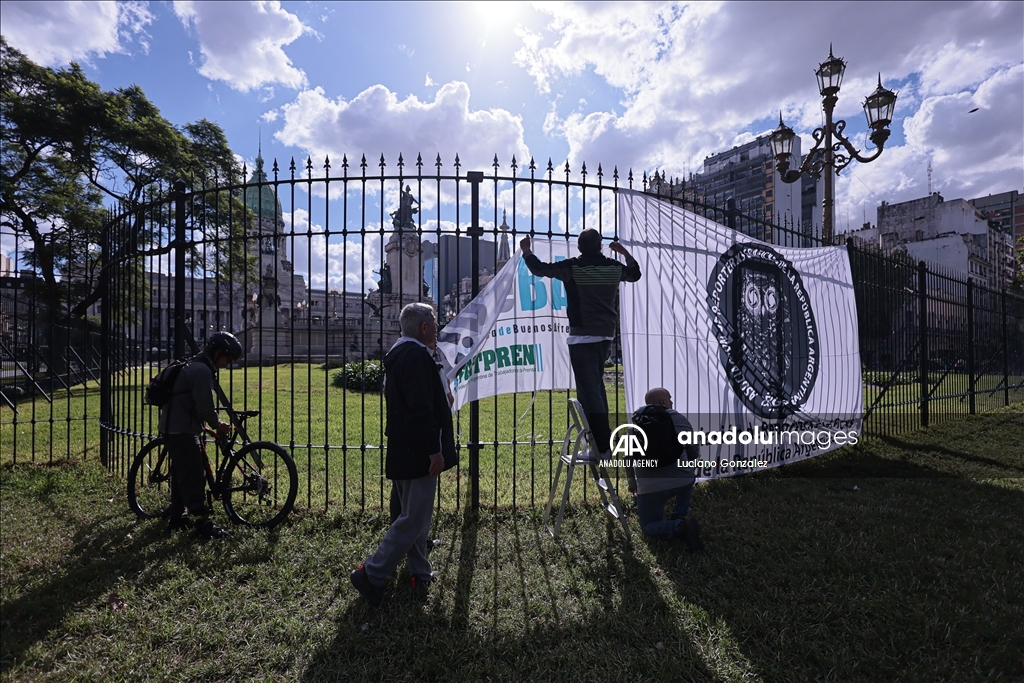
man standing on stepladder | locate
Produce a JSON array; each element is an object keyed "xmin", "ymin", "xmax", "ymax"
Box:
[{"xmin": 520, "ymin": 229, "xmax": 641, "ymax": 462}]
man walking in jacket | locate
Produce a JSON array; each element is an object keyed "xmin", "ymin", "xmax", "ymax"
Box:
[
  {"xmin": 351, "ymin": 303, "xmax": 458, "ymax": 606},
  {"xmin": 520, "ymin": 229, "xmax": 641, "ymax": 462}
]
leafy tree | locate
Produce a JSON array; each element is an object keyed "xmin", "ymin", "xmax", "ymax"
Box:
[{"xmin": 1, "ymin": 38, "xmax": 256, "ymax": 324}]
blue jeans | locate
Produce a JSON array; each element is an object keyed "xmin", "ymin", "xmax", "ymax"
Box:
[
  {"xmin": 568, "ymin": 340, "xmax": 612, "ymax": 452},
  {"xmin": 635, "ymin": 484, "xmax": 694, "ymax": 540},
  {"xmin": 364, "ymin": 475, "xmax": 437, "ymax": 585}
]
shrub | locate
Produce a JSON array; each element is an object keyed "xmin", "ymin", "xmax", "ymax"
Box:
[
  {"xmin": 332, "ymin": 360, "xmax": 384, "ymax": 392},
  {"xmin": 319, "ymin": 360, "xmax": 347, "ymax": 371}
]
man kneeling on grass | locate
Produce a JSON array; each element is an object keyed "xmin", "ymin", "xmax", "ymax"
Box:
[
  {"xmin": 350, "ymin": 303, "xmax": 458, "ymax": 606},
  {"xmin": 626, "ymin": 387, "xmax": 703, "ymax": 551}
]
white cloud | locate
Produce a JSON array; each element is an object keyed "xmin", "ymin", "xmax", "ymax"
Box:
[
  {"xmin": 514, "ymin": 1, "xmax": 1023, "ymax": 216},
  {"xmin": 286, "ymin": 209, "xmax": 382, "ymax": 292},
  {"xmin": 1, "ymin": 0, "xmax": 154, "ymax": 66},
  {"xmin": 275, "ymin": 81, "xmax": 530, "ymax": 174},
  {"xmin": 173, "ymin": 0, "xmax": 309, "ymax": 92},
  {"xmin": 425, "ymin": 73, "xmax": 436, "ymax": 87}
]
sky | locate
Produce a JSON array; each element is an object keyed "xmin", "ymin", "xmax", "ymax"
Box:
[{"xmin": 2, "ymin": 0, "xmax": 1022, "ymax": 285}]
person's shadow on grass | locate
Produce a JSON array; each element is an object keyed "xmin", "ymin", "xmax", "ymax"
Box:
[
  {"xmin": 301, "ymin": 507, "xmax": 716, "ymax": 682},
  {"xmin": 650, "ymin": 453, "xmax": 1024, "ymax": 681}
]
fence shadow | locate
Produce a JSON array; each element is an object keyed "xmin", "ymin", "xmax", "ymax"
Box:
[
  {"xmin": 0, "ymin": 480, "xmax": 277, "ymax": 671},
  {"xmin": 648, "ymin": 455, "xmax": 1024, "ymax": 680},
  {"xmin": 300, "ymin": 510, "xmax": 716, "ymax": 682}
]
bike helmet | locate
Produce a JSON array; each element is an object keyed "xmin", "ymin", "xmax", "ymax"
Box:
[{"xmin": 205, "ymin": 331, "xmax": 243, "ymax": 361}]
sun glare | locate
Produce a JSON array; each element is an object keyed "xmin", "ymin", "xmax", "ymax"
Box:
[{"xmin": 468, "ymin": 0, "xmax": 525, "ymax": 29}]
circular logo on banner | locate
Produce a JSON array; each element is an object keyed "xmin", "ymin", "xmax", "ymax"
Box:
[{"xmin": 706, "ymin": 243, "xmax": 818, "ymax": 419}]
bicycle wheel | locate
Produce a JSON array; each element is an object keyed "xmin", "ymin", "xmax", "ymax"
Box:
[
  {"xmin": 220, "ymin": 441, "xmax": 297, "ymax": 528},
  {"xmin": 127, "ymin": 437, "xmax": 173, "ymax": 519}
]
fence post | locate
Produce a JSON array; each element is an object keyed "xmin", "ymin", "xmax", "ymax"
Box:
[
  {"xmin": 466, "ymin": 170, "xmax": 484, "ymax": 512},
  {"xmin": 99, "ymin": 217, "xmax": 112, "ymax": 468},
  {"xmin": 966, "ymin": 277, "xmax": 975, "ymax": 414},
  {"xmin": 918, "ymin": 261, "xmax": 929, "ymax": 427},
  {"xmin": 173, "ymin": 179, "xmax": 187, "ymax": 360},
  {"xmin": 726, "ymin": 197, "xmax": 737, "ymax": 231},
  {"xmin": 1002, "ymin": 288, "xmax": 1010, "ymax": 406}
]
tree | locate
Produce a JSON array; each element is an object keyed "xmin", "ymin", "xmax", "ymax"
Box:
[{"xmin": 1, "ymin": 38, "xmax": 255, "ymax": 322}]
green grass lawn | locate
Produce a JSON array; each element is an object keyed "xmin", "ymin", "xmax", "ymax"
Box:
[
  {"xmin": 2, "ymin": 407, "xmax": 1022, "ymax": 681},
  {"xmin": 4, "ymin": 364, "xmax": 1022, "ymax": 515}
]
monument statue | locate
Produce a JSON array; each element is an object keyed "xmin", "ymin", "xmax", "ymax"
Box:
[
  {"xmin": 390, "ymin": 185, "xmax": 419, "ymax": 230},
  {"xmin": 374, "ymin": 264, "xmax": 392, "ymax": 295},
  {"xmin": 259, "ymin": 264, "xmax": 280, "ymax": 311}
]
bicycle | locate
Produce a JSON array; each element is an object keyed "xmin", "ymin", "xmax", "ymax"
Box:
[{"xmin": 127, "ymin": 409, "xmax": 298, "ymax": 528}]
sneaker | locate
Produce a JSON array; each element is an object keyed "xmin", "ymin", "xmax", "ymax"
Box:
[
  {"xmin": 194, "ymin": 519, "xmax": 231, "ymax": 540},
  {"xmin": 678, "ymin": 517, "xmax": 704, "ymax": 552},
  {"xmin": 350, "ymin": 564, "xmax": 384, "ymax": 607}
]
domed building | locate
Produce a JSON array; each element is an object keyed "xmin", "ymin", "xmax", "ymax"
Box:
[{"xmin": 244, "ymin": 154, "xmax": 306, "ymax": 332}]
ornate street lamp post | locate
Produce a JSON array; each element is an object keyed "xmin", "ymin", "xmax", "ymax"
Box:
[{"xmin": 770, "ymin": 46, "xmax": 898, "ymax": 243}]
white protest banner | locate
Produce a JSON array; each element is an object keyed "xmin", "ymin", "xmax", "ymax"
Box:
[
  {"xmin": 617, "ymin": 190, "xmax": 863, "ymax": 481},
  {"xmin": 436, "ymin": 240, "xmax": 576, "ymax": 410}
]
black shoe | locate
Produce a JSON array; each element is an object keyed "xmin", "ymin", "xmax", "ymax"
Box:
[
  {"xmin": 166, "ymin": 515, "xmax": 195, "ymax": 532},
  {"xmin": 194, "ymin": 519, "xmax": 231, "ymax": 540},
  {"xmin": 679, "ymin": 517, "xmax": 704, "ymax": 552},
  {"xmin": 410, "ymin": 575, "xmax": 432, "ymax": 601},
  {"xmin": 350, "ymin": 565, "xmax": 384, "ymax": 607}
]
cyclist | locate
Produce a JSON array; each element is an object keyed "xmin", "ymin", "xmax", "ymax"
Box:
[{"xmin": 158, "ymin": 331, "xmax": 242, "ymax": 539}]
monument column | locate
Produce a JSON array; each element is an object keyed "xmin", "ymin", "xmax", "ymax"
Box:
[{"xmin": 364, "ymin": 185, "xmax": 434, "ymax": 355}]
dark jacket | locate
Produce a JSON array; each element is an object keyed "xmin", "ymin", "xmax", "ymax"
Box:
[
  {"xmin": 384, "ymin": 341, "xmax": 458, "ymax": 480},
  {"xmin": 626, "ymin": 405, "xmax": 698, "ymax": 495},
  {"xmin": 158, "ymin": 354, "xmax": 218, "ymax": 435},
  {"xmin": 523, "ymin": 251, "xmax": 641, "ymax": 336}
]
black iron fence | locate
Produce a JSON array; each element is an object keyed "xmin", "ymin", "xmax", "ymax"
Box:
[{"xmin": 2, "ymin": 156, "xmax": 1022, "ymax": 512}]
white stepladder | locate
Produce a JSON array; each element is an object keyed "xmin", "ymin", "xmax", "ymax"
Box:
[{"xmin": 543, "ymin": 398, "xmax": 631, "ymax": 541}]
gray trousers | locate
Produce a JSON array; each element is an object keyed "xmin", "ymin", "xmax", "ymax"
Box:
[{"xmin": 364, "ymin": 475, "xmax": 437, "ymax": 586}]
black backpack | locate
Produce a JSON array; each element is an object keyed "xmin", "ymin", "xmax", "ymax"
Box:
[
  {"xmin": 632, "ymin": 406, "xmax": 684, "ymax": 468},
  {"xmin": 145, "ymin": 355, "xmax": 201, "ymax": 407}
]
